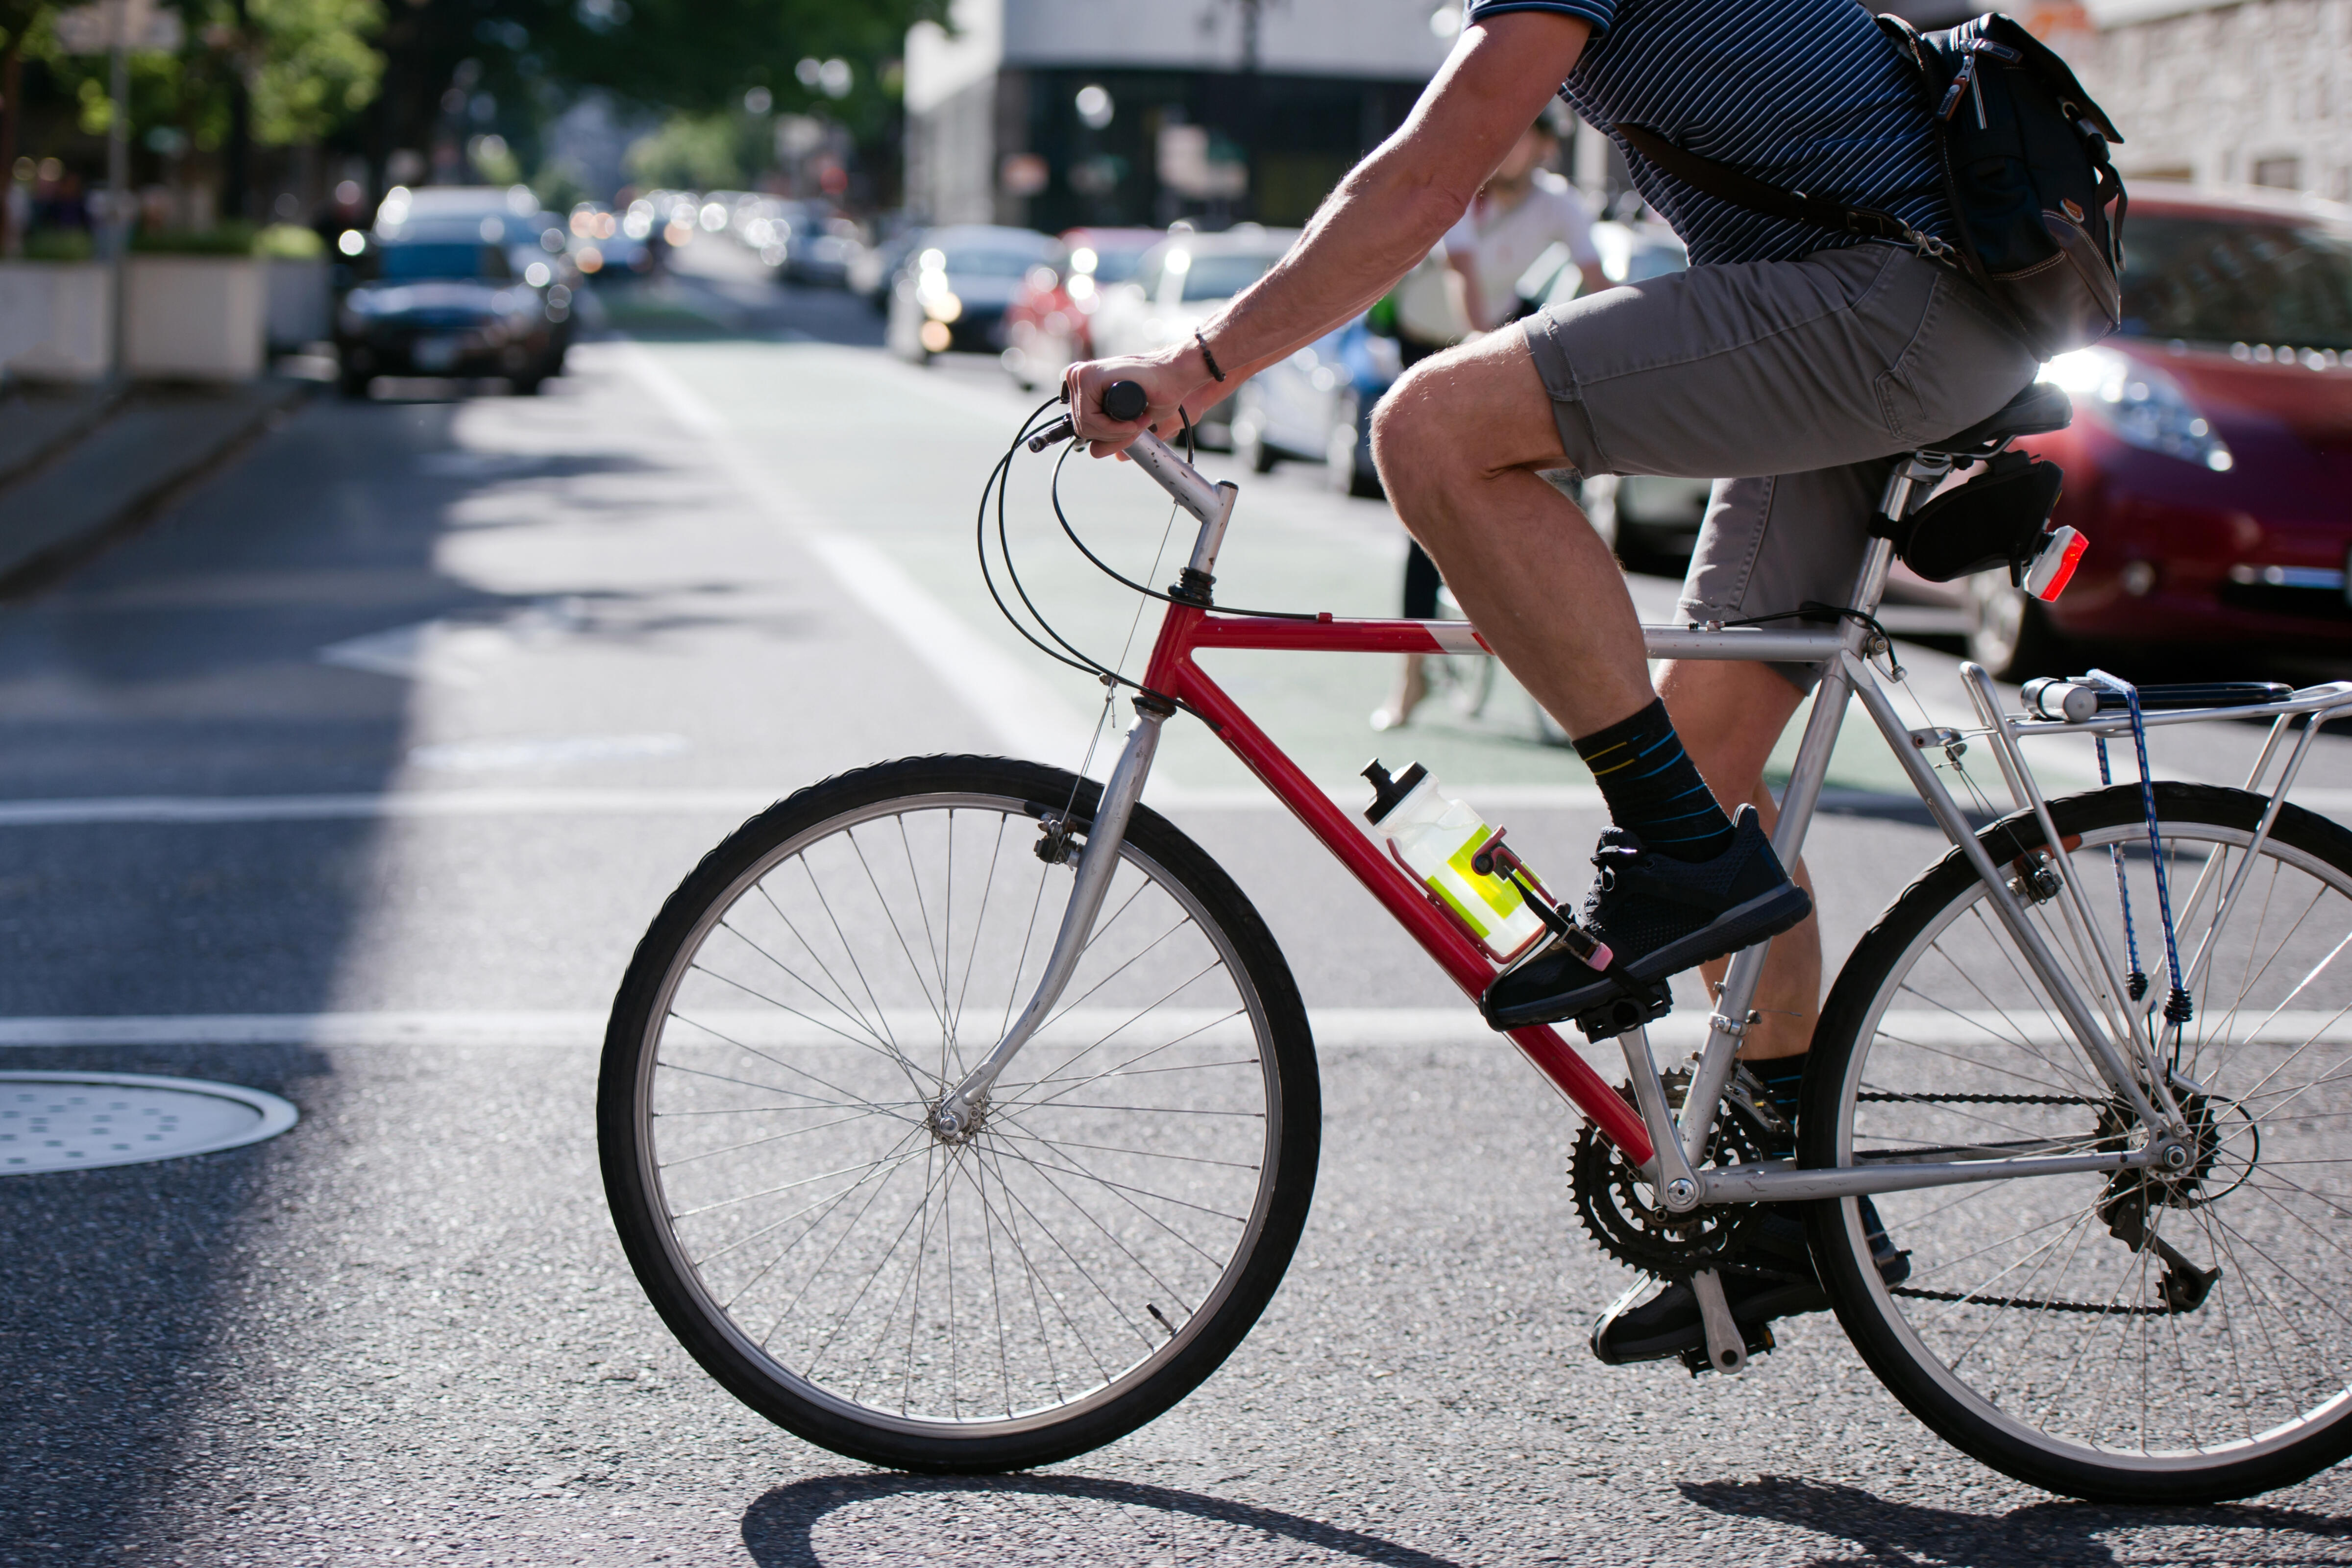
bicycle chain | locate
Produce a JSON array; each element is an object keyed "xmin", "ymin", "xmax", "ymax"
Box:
[
  {"xmin": 1859, "ymin": 1090, "xmax": 2100, "ymax": 1107},
  {"xmin": 1889, "ymin": 1285, "xmax": 2177, "ymax": 1317},
  {"xmin": 1569, "ymin": 1073, "xmax": 1780, "ymax": 1279}
]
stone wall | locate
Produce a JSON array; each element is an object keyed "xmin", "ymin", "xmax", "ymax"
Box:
[{"xmin": 2068, "ymin": 0, "xmax": 2352, "ymax": 197}]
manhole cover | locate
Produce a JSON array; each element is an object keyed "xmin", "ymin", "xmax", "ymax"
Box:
[{"xmin": 0, "ymin": 1072, "xmax": 297, "ymax": 1175}]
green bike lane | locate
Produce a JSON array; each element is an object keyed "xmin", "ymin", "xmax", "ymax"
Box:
[{"xmin": 621, "ymin": 335, "xmax": 1965, "ymax": 811}]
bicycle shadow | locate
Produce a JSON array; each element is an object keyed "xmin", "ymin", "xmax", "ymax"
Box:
[
  {"xmin": 740, "ymin": 1471, "xmax": 1466, "ymax": 1568},
  {"xmin": 1680, "ymin": 1474, "xmax": 2352, "ymax": 1567}
]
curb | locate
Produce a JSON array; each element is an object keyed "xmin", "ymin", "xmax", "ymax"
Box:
[{"xmin": 0, "ymin": 378, "xmax": 313, "ymax": 597}]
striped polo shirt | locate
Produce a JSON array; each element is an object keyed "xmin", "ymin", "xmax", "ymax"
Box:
[{"xmin": 1464, "ymin": 0, "xmax": 1957, "ymax": 268}]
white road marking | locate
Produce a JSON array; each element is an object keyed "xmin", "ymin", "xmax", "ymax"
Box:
[
  {"xmin": 5, "ymin": 1008, "xmax": 2348, "ymax": 1050},
  {"xmin": 611, "ymin": 337, "xmax": 1108, "ymax": 768}
]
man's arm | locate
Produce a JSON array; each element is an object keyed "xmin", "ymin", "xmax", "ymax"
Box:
[{"xmin": 1067, "ymin": 12, "xmax": 1591, "ymax": 451}]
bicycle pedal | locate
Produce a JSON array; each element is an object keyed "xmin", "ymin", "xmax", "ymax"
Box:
[
  {"xmin": 1571, "ymin": 982, "xmax": 1674, "ymax": 1044},
  {"xmin": 1679, "ymin": 1320, "xmax": 1775, "ymax": 1378}
]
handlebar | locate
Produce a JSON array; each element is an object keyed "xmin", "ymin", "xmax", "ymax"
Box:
[{"xmin": 1024, "ymin": 379, "xmax": 1232, "ymax": 527}]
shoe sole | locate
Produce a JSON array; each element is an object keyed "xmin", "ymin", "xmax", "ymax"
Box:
[{"xmin": 1484, "ymin": 881, "xmax": 1813, "ymax": 1031}]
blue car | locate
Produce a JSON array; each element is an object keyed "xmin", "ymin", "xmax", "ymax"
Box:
[{"xmin": 1228, "ymin": 317, "xmax": 1404, "ymax": 496}]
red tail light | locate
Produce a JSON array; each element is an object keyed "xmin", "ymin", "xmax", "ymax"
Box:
[{"xmin": 2026, "ymin": 526, "xmax": 2086, "ymax": 602}]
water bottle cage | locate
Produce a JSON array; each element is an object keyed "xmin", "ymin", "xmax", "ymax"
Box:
[{"xmin": 1472, "ymin": 828, "xmax": 1614, "ymax": 971}]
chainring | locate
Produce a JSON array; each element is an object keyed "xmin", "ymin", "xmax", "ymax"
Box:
[{"xmin": 1570, "ymin": 1068, "xmax": 1780, "ymax": 1279}]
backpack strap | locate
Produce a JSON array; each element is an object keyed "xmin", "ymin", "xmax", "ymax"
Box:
[{"xmin": 1612, "ymin": 123, "xmax": 1959, "ymax": 264}]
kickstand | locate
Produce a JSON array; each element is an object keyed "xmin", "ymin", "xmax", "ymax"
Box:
[{"xmin": 1690, "ymin": 1270, "xmax": 1747, "ymax": 1376}]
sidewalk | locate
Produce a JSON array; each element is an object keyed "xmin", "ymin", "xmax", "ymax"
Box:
[{"xmin": 0, "ymin": 378, "xmax": 309, "ymax": 593}]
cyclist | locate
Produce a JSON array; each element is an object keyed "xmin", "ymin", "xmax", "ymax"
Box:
[{"xmin": 1065, "ymin": 0, "xmax": 2040, "ymax": 1365}]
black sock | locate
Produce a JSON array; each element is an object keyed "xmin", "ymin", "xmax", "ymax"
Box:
[
  {"xmin": 1749, "ymin": 1051, "xmax": 1809, "ymax": 1158},
  {"xmin": 1571, "ymin": 698, "xmax": 1735, "ymax": 862}
]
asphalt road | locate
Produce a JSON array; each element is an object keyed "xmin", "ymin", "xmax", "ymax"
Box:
[{"xmin": 8, "ymin": 252, "xmax": 2352, "ymax": 1567}]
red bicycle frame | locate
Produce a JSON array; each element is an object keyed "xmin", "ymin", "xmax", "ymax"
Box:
[{"xmin": 1141, "ymin": 598, "xmax": 1654, "ymax": 1161}]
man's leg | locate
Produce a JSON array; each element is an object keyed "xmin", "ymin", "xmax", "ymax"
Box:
[
  {"xmin": 1371, "ymin": 327, "xmax": 1652, "ymax": 737},
  {"xmin": 1660, "ymin": 658, "xmax": 1819, "ymax": 1062},
  {"xmin": 1372, "ymin": 329, "xmax": 1810, "ymax": 1027}
]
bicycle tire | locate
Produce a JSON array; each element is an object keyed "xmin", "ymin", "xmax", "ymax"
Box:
[
  {"xmin": 1804, "ymin": 782, "xmax": 2352, "ymax": 1502},
  {"xmin": 599, "ymin": 755, "xmax": 1320, "ymax": 1472}
]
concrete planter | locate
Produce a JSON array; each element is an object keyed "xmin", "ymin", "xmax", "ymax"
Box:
[
  {"xmin": 265, "ymin": 257, "xmax": 331, "ymax": 351},
  {"xmin": 0, "ymin": 261, "xmax": 112, "ymax": 382},
  {"xmin": 126, "ymin": 255, "xmax": 264, "ymax": 380}
]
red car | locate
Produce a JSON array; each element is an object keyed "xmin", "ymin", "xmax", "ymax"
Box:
[
  {"xmin": 1000, "ymin": 227, "xmax": 1162, "ymax": 391},
  {"xmin": 1939, "ymin": 185, "xmax": 2352, "ymax": 677}
]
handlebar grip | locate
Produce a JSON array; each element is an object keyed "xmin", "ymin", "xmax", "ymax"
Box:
[{"xmin": 1102, "ymin": 380, "xmax": 1148, "ymax": 423}]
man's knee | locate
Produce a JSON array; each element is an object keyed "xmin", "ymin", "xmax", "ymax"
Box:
[{"xmin": 1368, "ymin": 358, "xmax": 1455, "ymax": 493}]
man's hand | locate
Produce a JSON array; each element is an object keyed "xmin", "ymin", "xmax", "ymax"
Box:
[{"xmin": 1063, "ymin": 342, "xmax": 1225, "ymax": 458}]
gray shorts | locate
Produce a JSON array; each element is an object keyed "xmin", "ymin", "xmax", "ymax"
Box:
[{"xmin": 1521, "ymin": 242, "xmax": 2039, "ymax": 689}]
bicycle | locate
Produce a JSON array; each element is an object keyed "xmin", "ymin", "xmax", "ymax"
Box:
[{"xmin": 597, "ymin": 378, "xmax": 2352, "ymax": 1505}]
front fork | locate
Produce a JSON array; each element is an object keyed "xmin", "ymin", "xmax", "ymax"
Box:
[{"xmin": 930, "ymin": 701, "xmax": 1167, "ymax": 1140}]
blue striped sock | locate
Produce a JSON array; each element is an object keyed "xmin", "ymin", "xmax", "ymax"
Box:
[{"xmin": 1571, "ymin": 698, "xmax": 1734, "ymax": 863}]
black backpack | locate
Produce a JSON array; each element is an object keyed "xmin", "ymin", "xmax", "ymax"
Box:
[{"xmin": 1614, "ymin": 12, "xmax": 2127, "ymax": 360}]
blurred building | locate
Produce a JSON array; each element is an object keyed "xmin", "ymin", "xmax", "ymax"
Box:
[
  {"xmin": 904, "ymin": 0, "xmax": 1453, "ymax": 230},
  {"xmin": 2060, "ymin": 0, "xmax": 2352, "ymax": 198}
]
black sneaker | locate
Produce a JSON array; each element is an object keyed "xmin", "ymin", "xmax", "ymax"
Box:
[
  {"xmin": 1481, "ymin": 805, "xmax": 1811, "ymax": 1032},
  {"xmin": 1590, "ymin": 1201, "xmax": 1909, "ymax": 1369}
]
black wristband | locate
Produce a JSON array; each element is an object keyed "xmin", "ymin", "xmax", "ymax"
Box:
[{"xmin": 1194, "ymin": 328, "xmax": 1225, "ymax": 382}]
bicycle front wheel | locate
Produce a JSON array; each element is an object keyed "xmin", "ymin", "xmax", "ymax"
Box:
[
  {"xmin": 1806, "ymin": 783, "xmax": 2352, "ymax": 1502},
  {"xmin": 599, "ymin": 756, "xmax": 1320, "ymax": 1471}
]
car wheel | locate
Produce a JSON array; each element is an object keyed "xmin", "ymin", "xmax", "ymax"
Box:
[
  {"xmin": 1325, "ymin": 392, "xmax": 1382, "ymax": 498},
  {"xmin": 1965, "ymin": 572, "xmax": 2065, "ymax": 681},
  {"xmin": 1233, "ymin": 392, "xmax": 1278, "ymax": 474},
  {"xmin": 511, "ymin": 374, "xmax": 546, "ymax": 396},
  {"xmin": 337, "ymin": 369, "xmax": 371, "ymax": 400}
]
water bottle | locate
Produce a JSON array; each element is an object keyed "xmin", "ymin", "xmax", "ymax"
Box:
[{"xmin": 1363, "ymin": 760, "xmax": 1550, "ymax": 963}]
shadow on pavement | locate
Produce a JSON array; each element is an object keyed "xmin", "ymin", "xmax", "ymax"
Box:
[
  {"xmin": 740, "ymin": 1471, "xmax": 1468, "ymax": 1567},
  {"xmin": 0, "ymin": 387, "xmax": 640, "ymax": 1560},
  {"xmin": 1679, "ymin": 1474, "xmax": 2352, "ymax": 1567}
]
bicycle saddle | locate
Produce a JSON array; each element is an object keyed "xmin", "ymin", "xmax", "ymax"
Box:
[{"xmin": 1917, "ymin": 382, "xmax": 2073, "ymax": 457}]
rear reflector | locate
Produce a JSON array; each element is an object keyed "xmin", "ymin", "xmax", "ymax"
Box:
[{"xmin": 2026, "ymin": 526, "xmax": 2086, "ymax": 602}]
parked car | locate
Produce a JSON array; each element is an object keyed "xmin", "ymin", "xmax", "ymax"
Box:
[
  {"xmin": 334, "ymin": 227, "xmax": 563, "ymax": 396},
  {"xmin": 886, "ymin": 226, "xmax": 1061, "ymax": 360},
  {"xmin": 851, "ymin": 215, "xmax": 921, "ymax": 312},
  {"xmin": 1087, "ymin": 226, "xmax": 1300, "ymax": 447},
  {"xmin": 1000, "ymin": 227, "xmax": 1164, "ymax": 390},
  {"xmin": 566, "ymin": 201, "xmax": 654, "ymax": 280},
  {"xmin": 1905, "ymin": 186, "xmax": 2352, "ymax": 678}
]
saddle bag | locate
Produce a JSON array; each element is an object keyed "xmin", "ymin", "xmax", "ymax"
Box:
[
  {"xmin": 1613, "ymin": 12, "xmax": 2128, "ymax": 360},
  {"xmin": 1877, "ymin": 448, "xmax": 2076, "ymax": 592}
]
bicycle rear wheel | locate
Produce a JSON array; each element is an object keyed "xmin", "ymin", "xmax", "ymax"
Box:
[
  {"xmin": 599, "ymin": 756, "xmax": 1320, "ymax": 1471},
  {"xmin": 1805, "ymin": 783, "xmax": 2352, "ymax": 1502}
]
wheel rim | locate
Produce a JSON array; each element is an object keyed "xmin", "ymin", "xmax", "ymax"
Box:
[
  {"xmin": 1835, "ymin": 814, "xmax": 2352, "ymax": 1470},
  {"xmin": 631, "ymin": 790, "xmax": 1283, "ymax": 1439}
]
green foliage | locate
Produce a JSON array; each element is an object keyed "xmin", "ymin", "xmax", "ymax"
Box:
[
  {"xmin": 131, "ymin": 220, "xmax": 257, "ymax": 253},
  {"xmin": 246, "ymin": 0, "xmax": 384, "ymax": 146},
  {"xmin": 21, "ymin": 227, "xmax": 95, "ymax": 260},
  {"xmin": 623, "ymin": 110, "xmax": 767, "ymax": 193},
  {"xmin": 255, "ymin": 221, "xmax": 325, "ymax": 257}
]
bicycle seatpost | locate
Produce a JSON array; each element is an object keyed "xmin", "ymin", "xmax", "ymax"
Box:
[{"xmin": 1026, "ymin": 379, "xmax": 1149, "ymax": 452}]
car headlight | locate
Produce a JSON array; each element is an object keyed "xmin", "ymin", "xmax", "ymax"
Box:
[
  {"xmin": 926, "ymin": 291, "xmax": 963, "ymax": 324},
  {"xmin": 2038, "ymin": 346, "xmax": 2234, "ymax": 472}
]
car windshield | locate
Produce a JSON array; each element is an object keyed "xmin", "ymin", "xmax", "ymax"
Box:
[
  {"xmin": 946, "ymin": 249, "xmax": 1045, "ymax": 278},
  {"xmin": 2119, "ymin": 213, "xmax": 2352, "ymax": 350},
  {"xmin": 375, "ymin": 243, "xmax": 509, "ymax": 281},
  {"xmin": 1178, "ymin": 253, "xmax": 1274, "ymax": 302}
]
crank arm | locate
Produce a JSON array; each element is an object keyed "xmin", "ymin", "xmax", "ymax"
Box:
[{"xmin": 931, "ymin": 708, "xmax": 1165, "ymax": 1138}]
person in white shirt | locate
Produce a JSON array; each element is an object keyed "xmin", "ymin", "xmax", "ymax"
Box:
[
  {"xmin": 1445, "ymin": 111, "xmax": 1607, "ymax": 334},
  {"xmin": 1374, "ymin": 109, "xmax": 1609, "ymax": 731}
]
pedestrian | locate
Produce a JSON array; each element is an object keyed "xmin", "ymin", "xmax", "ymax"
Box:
[{"xmin": 1373, "ymin": 106, "xmax": 1606, "ymax": 731}]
